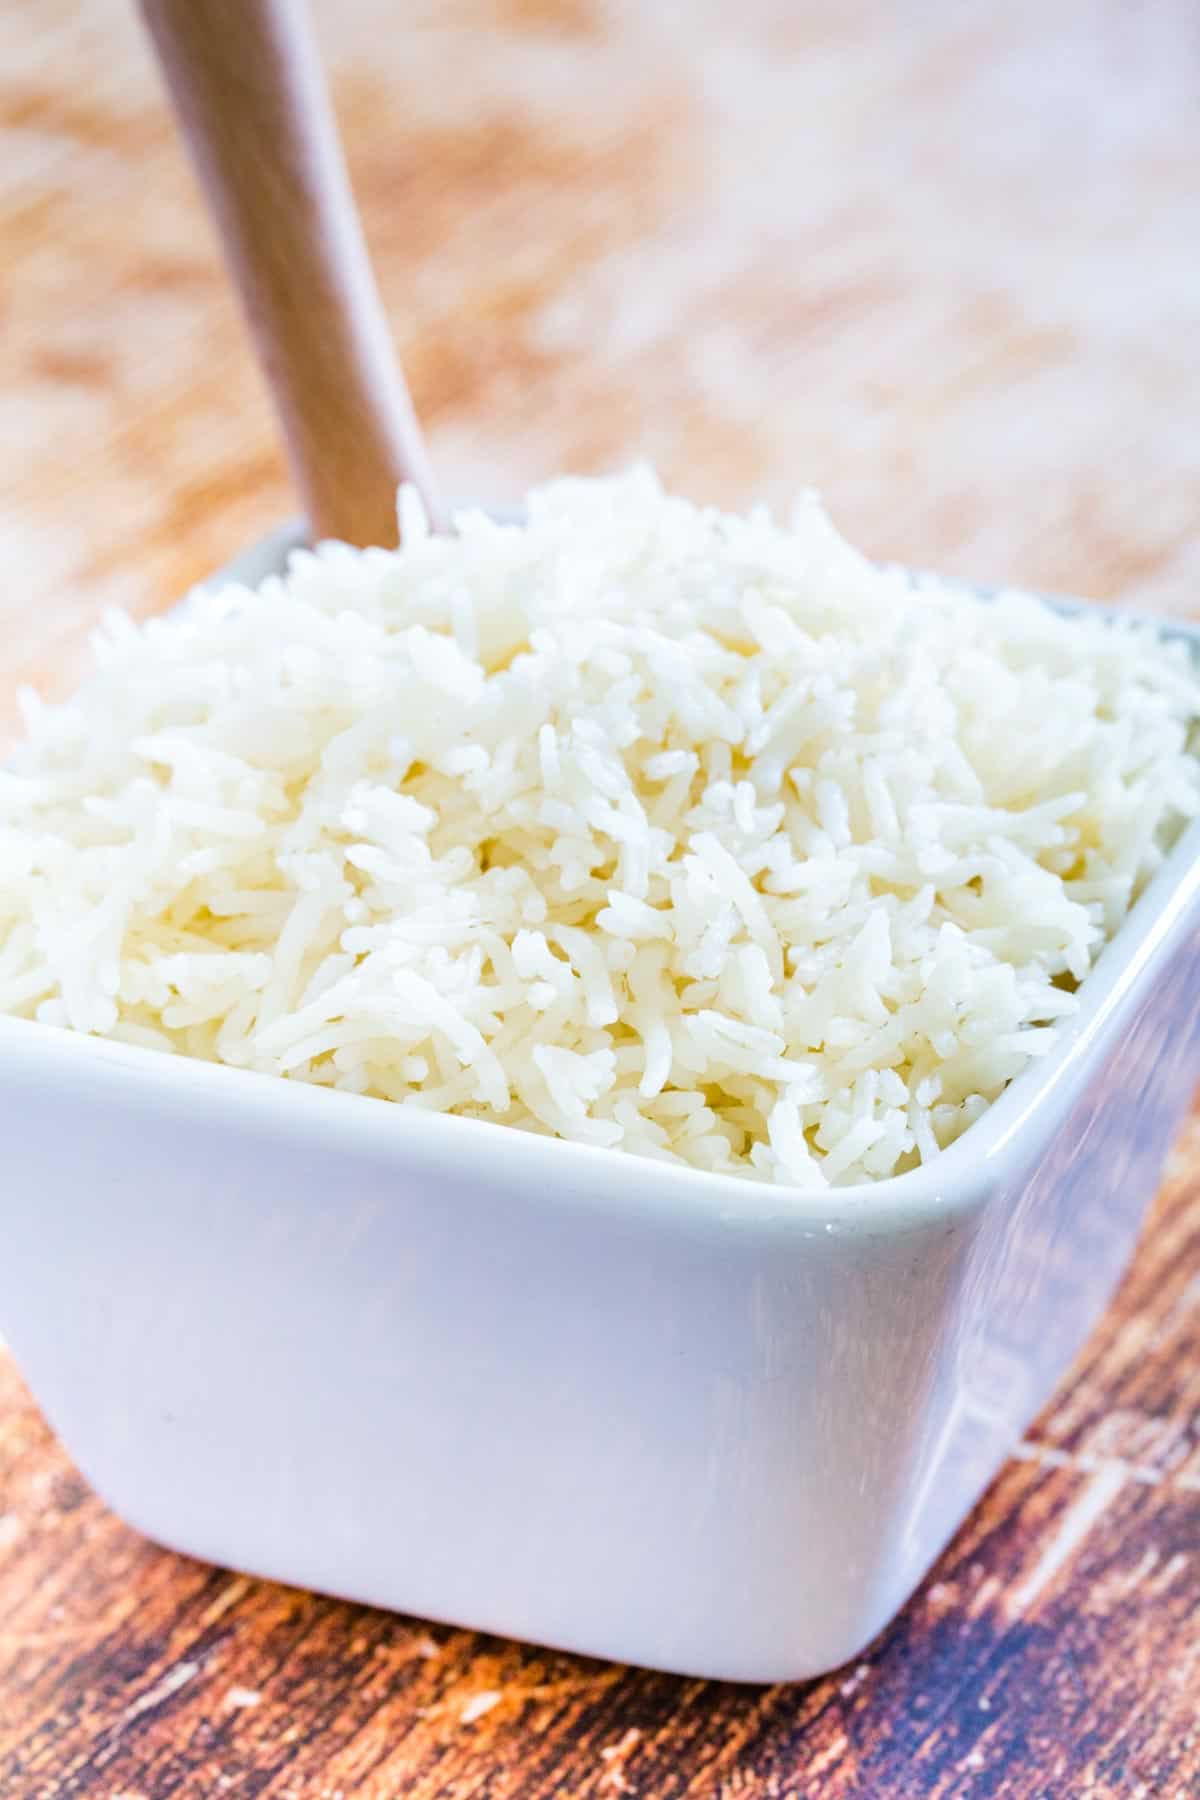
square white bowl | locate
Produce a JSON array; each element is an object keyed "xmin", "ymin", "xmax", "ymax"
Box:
[{"xmin": 3, "ymin": 534, "xmax": 1200, "ymax": 1683}]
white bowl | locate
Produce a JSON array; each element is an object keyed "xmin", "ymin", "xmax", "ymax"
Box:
[{"xmin": 3, "ymin": 535, "xmax": 1200, "ymax": 1683}]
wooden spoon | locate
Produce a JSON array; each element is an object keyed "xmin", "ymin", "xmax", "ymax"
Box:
[{"xmin": 140, "ymin": 0, "xmax": 441, "ymax": 547}]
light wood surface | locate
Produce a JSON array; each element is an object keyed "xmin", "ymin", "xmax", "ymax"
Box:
[
  {"xmin": 1, "ymin": 2, "xmax": 1198, "ymax": 1795},
  {"xmin": 140, "ymin": 0, "xmax": 440, "ymax": 546}
]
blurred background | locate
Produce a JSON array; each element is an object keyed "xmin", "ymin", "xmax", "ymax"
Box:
[{"xmin": 2, "ymin": 0, "xmax": 1198, "ymax": 721}]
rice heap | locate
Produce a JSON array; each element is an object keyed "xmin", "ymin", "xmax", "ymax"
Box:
[{"xmin": 2, "ymin": 470, "xmax": 1198, "ymax": 1187}]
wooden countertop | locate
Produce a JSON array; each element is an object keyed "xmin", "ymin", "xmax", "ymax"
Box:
[{"xmin": 1, "ymin": 1, "xmax": 1198, "ymax": 1793}]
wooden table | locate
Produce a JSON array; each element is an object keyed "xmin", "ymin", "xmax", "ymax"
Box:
[{"xmin": 2, "ymin": 2, "xmax": 1198, "ymax": 1793}]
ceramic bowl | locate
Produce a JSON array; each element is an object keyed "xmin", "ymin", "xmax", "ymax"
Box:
[{"xmin": 3, "ymin": 534, "xmax": 1199, "ymax": 1682}]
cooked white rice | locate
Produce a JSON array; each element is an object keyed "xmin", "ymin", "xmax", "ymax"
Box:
[{"xmin": 3, "ymin": 469, "xmax": 1198, "ymax": 1188}]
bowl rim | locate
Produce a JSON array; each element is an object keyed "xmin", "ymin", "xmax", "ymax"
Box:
[{"xmin": 3, "ymin": 519, "xmax": 1198, "ymax": 1238}]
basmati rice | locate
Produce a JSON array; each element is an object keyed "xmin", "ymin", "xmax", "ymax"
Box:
[{"xmin": 2, "ymin": 469, "xmax": 1198, "ymax": 1187}]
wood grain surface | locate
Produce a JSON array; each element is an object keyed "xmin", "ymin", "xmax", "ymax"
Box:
[{"xmin": 1, "ymin": 1, "xmax": 1198, "ymax": 1794}]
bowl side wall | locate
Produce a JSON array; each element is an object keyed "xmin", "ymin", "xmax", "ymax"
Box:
[{"xmin": 0, "ymin": 1028, "xmax": 983, "ymax": 1680}]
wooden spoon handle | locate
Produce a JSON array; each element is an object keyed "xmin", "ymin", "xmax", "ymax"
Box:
[{"xmin": 141, "ymin": 0, "xmax": 441, "ymax": 546}]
